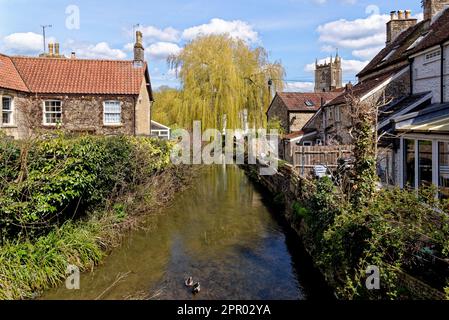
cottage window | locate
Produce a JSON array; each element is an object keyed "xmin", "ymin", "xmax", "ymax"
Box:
[
  {"xmin": 43, "ymin": 100, "xmax": 62, "ymax": 125},
  {"xmin": 424, "ymin": 50, "xmax": 441, "ymax": 63},
  {"xmin": 404, "ymin": 139, "xmax": 415, "ymax": 189},
  {"xmin": 439, "ymin": 142, "xmax": 449, "ymax": 199},
  {"xmin": 335, "ymin": 106, "xmax": 341, "ymax": 122},
  {"xmin": 327, "ymin": 107, "xmax": 334, "ymax": 121},
  {"xmin": 103, "ymin": 101, "xmax": 121, "ymax": 125},
  {"xmin": 2, "ymin": 96, "xmax": 13, "ymax": 125},
  {"xmin": 418, "ymin": 140, "xmax": 433, "ymax": 188}
]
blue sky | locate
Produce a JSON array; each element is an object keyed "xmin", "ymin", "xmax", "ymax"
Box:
[{"xmin": 0, "ymin": 0, "xmax": 423, "ymax": 90}]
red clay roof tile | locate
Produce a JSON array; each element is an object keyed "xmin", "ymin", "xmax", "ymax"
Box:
[
  {"xmin": 8, "ymin": 56, "xmax": 147, "ymax": 95},
  {"xmin": 276, "ymin": 92, "xmax": 342, "ymax": 112},
  {"xmin": 0, "ymin": 54, "xmax": 29, "ymax": 92}
]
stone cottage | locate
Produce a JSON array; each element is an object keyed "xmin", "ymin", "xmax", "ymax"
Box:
[{"xmin": 0, "ymin": 31, "xmax": 153, "ymax": 139}]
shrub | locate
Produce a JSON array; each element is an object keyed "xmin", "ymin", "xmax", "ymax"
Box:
[{"xmin": 0, "ymin": 134, "xmax": 172, "ymax": 240}]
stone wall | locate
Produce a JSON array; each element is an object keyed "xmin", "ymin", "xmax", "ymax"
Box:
[
  {"xmin": 289, "ymin": 112, "xmax": 315, "ymax": 132},
  {"xmin": 267, "ymin": 95, "xmax": 289, "ymax": 133},
  {"xmin": 242, "ymin": 162, "xmax": 447, "ymax": 300}
]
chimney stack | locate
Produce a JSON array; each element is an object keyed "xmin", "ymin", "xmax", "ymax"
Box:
[
  {"xmin": 423, "ymin": 0, "xmax": 449, "ymax": 21},
  {"xmin": 133, "ymin": 31, "xmax": 145, "ymax": 67},
  {"xmin": 386, "ymin": 9, "xmax": 417, "ymax": 46}
]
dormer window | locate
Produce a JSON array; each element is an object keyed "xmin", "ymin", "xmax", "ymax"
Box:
[
  {"xmin": 304, "ymin": 100, "xmax": 315, "ymax": 107},
  {"xmin": 2, "ymin": 96, "xmax": 13, "ymax": 125}
]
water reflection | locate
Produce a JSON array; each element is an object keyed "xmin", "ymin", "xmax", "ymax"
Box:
[{"xmin": 43, "ymin": 165, "xmax": 332, "ymax": 300}]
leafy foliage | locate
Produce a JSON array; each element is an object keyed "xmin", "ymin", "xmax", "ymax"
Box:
[
  {"xmin": 167, "ymin": 34, "xmax": 285, "ymax": 130},
  {"xmin": 0, "ymin": 134, "xmax": 172, "ymax": 241},
  {"xmin": 267, "ymin": 116, "xmax": 285, "ymax": 135}
]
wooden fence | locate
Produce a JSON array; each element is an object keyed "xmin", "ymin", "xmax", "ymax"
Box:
[{"xmin": 292, "ymin": 145, "xmax": 354, "ymax": 176}]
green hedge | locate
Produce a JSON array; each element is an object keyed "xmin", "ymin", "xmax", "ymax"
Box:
[{"xmin": 0, "ymin": 133, "xmax": 172, "ymax": 241}]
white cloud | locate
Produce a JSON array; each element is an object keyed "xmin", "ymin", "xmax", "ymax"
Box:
[
  {"xmin": 284, "ymin": 81, "xmax": 314, "ymax": 92},
  {"xmin": 139, "ymin": 26, "xmax": 180, "ymax": 42},
  {"xmin": 317, "ymin": 14, "xmax": 389, "ymax": 49},
  {"xmin": 2, "ymin": 32, "xmax": 55, "ymax": 54},
  {"xmin": 182, "ymin": 18, "xmax": 259, "ymax": 44},
  {"xmin": 305, "ymin": 57, "xmax": 368, "ymax": 74},
  {"xmin": 316, "ymin": 9, "xmax": 423, "ymax": 67},
  {"xmin": 146, "ymin": 42, "xmax": 181, "ymax": 60},
  {"xmin": 69, "ymin": 41, "xmax": 127, "ymax": 59}
]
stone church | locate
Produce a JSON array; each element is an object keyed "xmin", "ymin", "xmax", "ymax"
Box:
[{"xmin": 314, "ymin": 53, "xmax": 343, "ymax": 93}]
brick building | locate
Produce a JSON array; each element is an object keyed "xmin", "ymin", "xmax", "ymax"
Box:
[{"xmin": 0, "ymin": 31, "xmax": 153, "ymax": 139}]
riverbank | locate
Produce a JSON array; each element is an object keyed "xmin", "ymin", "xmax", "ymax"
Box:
[
  {"xmin": 0, "ymin": 134, "xmax": 195, "ymax": 300},
  {"xmin": 42, "ymin": 165, "xmax": 333, "ymax": 300},
  {"xmin": 242, "ymin": 163, "xmax": 449, "ymax": 300}
]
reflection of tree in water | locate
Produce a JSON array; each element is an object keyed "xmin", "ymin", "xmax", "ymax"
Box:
[{"xmin": 169, "ymin": 165, "xmax": 270, "ymax": 254}]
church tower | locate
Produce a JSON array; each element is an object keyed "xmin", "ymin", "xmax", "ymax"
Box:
[{"xmin": 314, "ymin": 51, "xmax": 343, "ymax": 93}]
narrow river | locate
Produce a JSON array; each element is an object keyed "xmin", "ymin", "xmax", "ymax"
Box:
[{"xmin": 44, "ymin": 165, "xmax": 332, "ymax": 300}]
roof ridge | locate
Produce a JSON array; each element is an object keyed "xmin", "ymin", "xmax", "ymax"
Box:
[{"xmin": 10, "ymin": 56, "xmax": 135, "ymax": 63}]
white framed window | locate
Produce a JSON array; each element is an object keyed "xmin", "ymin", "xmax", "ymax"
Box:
[
  {"xmin": 103, "ymin": 101, "xmax": 121, "ymax": 125},
  {"xmin": 425, "ymin": 50, "xmax": 441, "ymax": 62},
  {"xmin": 43, "ymin": 100, "xmax": 62, "ymax": 126},
  {"xmin": 335, "ymin": 106, "xmax": 341, "ymax": 122},
  {"xmin": 304, "ymin": 100, "xmax": 315, "ymax": 107},
  {"xmin": 2, "ymin": 96, "xmax": 14, "ymax": 126},
  {"xmin": 327, "ymin": 107, "xmax": 334, "ymax": 122}
]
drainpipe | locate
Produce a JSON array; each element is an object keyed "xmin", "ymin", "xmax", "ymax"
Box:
[
  {"xmin": 133, "ymin": 96, "xmax": 137, "ymax": 136},
  {"xmin": 441, "ymin": 44, "xmax": 445, "ymax": 103},
  {"xmin": 409, "ymin": 58, "xmax": 414, "ymax": 95}
]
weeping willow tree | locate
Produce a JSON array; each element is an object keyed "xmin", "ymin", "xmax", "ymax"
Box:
[
  {"xmin": 166, "ymin": 34, "xmax": 285, "ymax": 130},
  {"xmin": 152, "ymin": 87, "xmax": 183, "ymax": 128}
]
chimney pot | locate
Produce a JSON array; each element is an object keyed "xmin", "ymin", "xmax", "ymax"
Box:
[
  {"xmin": 405, "ymin": 10, "xmax": 412, "ymax": 19},
  {"xmin": 397, "ymin": 10, "xmax": 404, "ymax": 19},
  {"xmin": 71, "ymin": 52, "xmax": 76, "ymax": 59},
  {"xmin": 48, "ymin": 43, "xmax": 54, "ymax": 56},
  {"xmin": 390, "ymin": 11, "xmax": 397, "ymax": 20},
  {"xmin": 55, "ymin": 43, "xmax": 60, "ymax": 56},
  {"xmin": 345, "ymin": 82, "xmax": 353, "ymax": 91}
]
